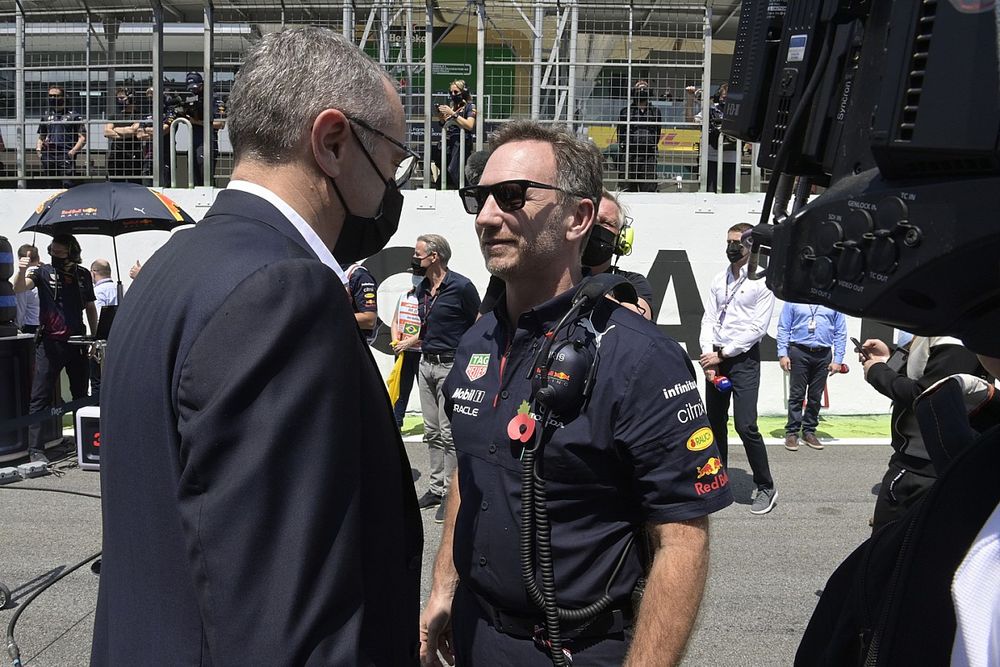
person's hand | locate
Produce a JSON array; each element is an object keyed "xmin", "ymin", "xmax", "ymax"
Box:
[
  {"xmin": 863, "ymin": 357, "xmax": 882, "ymax": 378},
  {"xmin": 393, "ymin": 336, "xmax": 419, "ymax": 354},
  {"xmin": 67, "ymin": 149, "xmax": 77, "ymax": 158},
  {"xmin": 779, "ymin": 356, "xmax": 791, "ymax": 372},
  {"xmin": 828, "ymin": 362, "xmax": 842, "ymax": 376},
  {"xmin": 704, "ymin": 368, "xmax": 717, "ymax": 382},
  {"xmin": 699, "ymin": 351, "xmax": 721, "ymax": 369},
  {"xmin": 419, "ymin": 593, "xmax": 455, "ymax": 667},
  {"xmin": 862, "ymin": 338, "xmax": 891, "ymax": 363},
  {"xmin": 17, "ymin": 256, "xmax": 30, "ymax": 273},
  {"xmin": 437, "ymin": 104, "xmax": 453, "ymax": 118},
  {"xmin": 128, "ymin": 260, "xmax": 142, "ymax": 279}
]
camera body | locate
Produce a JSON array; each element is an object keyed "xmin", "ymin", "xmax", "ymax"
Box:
[{"xmin": 726, "ymin": 0, "xmax": 1000, "ymax": 355}]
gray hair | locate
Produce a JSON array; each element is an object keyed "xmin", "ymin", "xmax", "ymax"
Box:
[
  {"xmin": 227, "ymin": 27, "xmax": 396, "ymax": 164},
  {"xmin": 600, "ymin": 189, "xmax": 627, "ymax": 230},
  {"xmin": 417, "ymin": 234, "xmax": 452, "ymax": 264},
  {"xmin": 486, "ymin": 120, "xmax": 603, "ymax": 207}
]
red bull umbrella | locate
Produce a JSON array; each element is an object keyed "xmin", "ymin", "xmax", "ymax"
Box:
[{"xmin": 20, "ymin": 181, "xmax": 196, "ymax": 296}]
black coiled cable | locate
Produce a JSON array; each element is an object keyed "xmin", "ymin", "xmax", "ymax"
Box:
[{"xmin": 520, "ymin": 405, "xmax": 637, "ymax": 666}]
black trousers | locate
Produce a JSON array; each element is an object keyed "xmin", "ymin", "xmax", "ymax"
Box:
[
  {"xmin": 871, "ymin": 454, "xmax": 936, "ymax": 533},
  {"xmin": 785, "ymin": 345, "xmax": 831, "ymax": 436},
  {"xmin": 705, "ymin": 344, "xmax": 773, "ymax": 489},
  {"xmin": 28, "ymin": 338, "xmax": 89, "ymax": 452}
]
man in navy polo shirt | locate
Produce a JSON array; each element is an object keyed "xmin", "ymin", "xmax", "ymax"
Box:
[
  {"xmin": 340, "ymin": 260, "xmax": 380, "ymax": 343},
  {"xmin": 419, "ymin": 121, "xmax": 732, "ymax": 667},
  {"xmin": 393, "ymin": 233, "xmax": 480, "ymax": 520},
  {"xmin": 14, "ymin": 233, "xmax": 97, "ymax": 462}
]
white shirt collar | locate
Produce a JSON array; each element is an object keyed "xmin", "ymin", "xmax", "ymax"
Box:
[{"xmin": 227, "ymin": 180, "xmax": 348, "ymax": 285}]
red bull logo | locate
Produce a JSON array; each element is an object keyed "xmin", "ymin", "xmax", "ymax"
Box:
[
  {"xmin": 694, "ymin": 470, "xmax": 729, "ymax": 496},
  {"xmin": 696, "ymin": 457, "xmax": 723, "ymax": 479},
  {"xmin": 547, "ymin": 370, "xmax": 571, "ymax": 382}
]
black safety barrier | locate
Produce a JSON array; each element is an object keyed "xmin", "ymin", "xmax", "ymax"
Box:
[{"xmin": 0, "ymin": 395, "xmax": 98, "ymax": 435}]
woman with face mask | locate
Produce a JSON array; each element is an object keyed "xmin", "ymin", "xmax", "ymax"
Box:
[
  {"xmin": 436, "ymin": 79, "xmax": 477, "ymax": 189},
  {"xmin": 104, "ymin": 86, "xmax": 143, "ymax": 183}
]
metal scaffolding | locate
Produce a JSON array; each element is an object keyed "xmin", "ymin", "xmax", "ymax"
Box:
[{"xmin": 0, "ymin": 0, "xmax": 761, "ymax": 192}]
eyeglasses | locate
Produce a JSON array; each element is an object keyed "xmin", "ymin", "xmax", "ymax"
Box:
[
  {"xmin": 345, "ymin": 115, "xmax": 420, "ymax": 187},
  {"xmin": 458, "ymin": 179, "xmax": 596, "ymax": 215}
]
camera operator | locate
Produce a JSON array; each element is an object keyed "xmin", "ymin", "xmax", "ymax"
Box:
[
  {"xmin": 36, "ymin": 85, "xmax": 86, "ymax": 189},
  {"xmin": 685, "ymin": 83, "xmax": 736, "ymax": 193},
  {"xmin": 167, "ymin": 72, "xmax": 226, "ymax": 186},
  {"xmin": 616, "ymin": 80, "xmax": 663, "ymax": 192}
]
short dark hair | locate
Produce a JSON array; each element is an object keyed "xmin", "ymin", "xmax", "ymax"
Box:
[
  {"xmin": 17, "ymin": 244, "xmax": 38, "ymax": 262},
  {"xmin": 486, "ymin": 120, "xmax": 603, "ymax": 208},
  {"xmin": 728, "ymin": 223, "xmax": 753, "ymax": 235}
]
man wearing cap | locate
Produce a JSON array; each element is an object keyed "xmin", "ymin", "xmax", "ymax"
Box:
[{"xmin": 171, "ymin": 72, "xmax": 226, "ymax": 186}]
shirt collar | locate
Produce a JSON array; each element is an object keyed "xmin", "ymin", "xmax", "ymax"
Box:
[
  {"xmin": 227, "ymin": 179, "xmax": 348, "ymax": 285},
  {"xmin": 94, "ymin": 278, "xmax": 113, "ymax": 286},
  {"xmin": 496, "ymin": 286, "xmax": 577, "ymax": 333}
]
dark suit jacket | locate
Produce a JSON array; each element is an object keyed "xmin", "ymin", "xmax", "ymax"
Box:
[{"xmin": 91, "ymin": 189, "xmax": 422, "ymax": 666}]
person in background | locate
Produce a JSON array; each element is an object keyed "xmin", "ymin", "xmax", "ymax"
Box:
[
  {"xmin": 390, "ymin": 274, "xmax": 423, "ymax": 429},
  {"xmin": 699, "ymin": 222, "xmax": 777, "ymax": 514},
  {"xmin": 394, "ymin": 234, "xmax": 480, "ymax": 523},
  {"xmin": 685, "ymin": 83, "xmax": 737, "ymax": 193},
  {"xmin": 36, "ymin": 85, "xmax": 86, "ymax": 189},
  {"xmin": 585, "ymin": 190, "xmax": 655, "ymax": 319},
  {"xmin": 617, "ymin": 80, "xmax": 663, "ymax": 192},
  {"xmin": 13, "ymin": 234, "xmax": 97, "ymax": 463},
  {"xmin": 861, "ymin": 335, "xmax": 987, "ymax": 531},
  {"xmin": 341, "ymin": 260, "xmax": 380, "ymax": 343},
  {"xmin": 89, "ymin": 258, "xmax": 117, "ymax": 402},
  {"xmin": 776, "ymin": 303, "xmax": 847, "ymax": 451},
  {"xmin": 14, "ymin": 245, "xmax": 40, "ymax": 335},
  {"xmin": 105, "ymin": 87, "xmax": 143, "ymax": 183},
  {"xmin": 436, "ymin": 79, "xmax": 476, "ymax": 189}
]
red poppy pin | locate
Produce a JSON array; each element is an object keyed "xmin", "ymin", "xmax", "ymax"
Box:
[{"xmin": 507, "ymin": 400, "xmax": 536, "ymax": 443}]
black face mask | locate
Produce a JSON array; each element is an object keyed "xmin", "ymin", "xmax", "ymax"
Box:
[
  {"xmin": 330, "ymin": 127, "xmax": 404, "ymax": 263},
  {"xmin": 411, "ymin": 257, "xmax": 428, "ymax": 276},
  {"xmin": 726, "ymin": 241, "xmax": 745, "ymax": 264},
  {"xmin": 635, "ymin": 88, "xmax": 650, "ymax": 101},
  {"xmin": 451, "ymin": 93, "xmax": 464, "ymax": 105},
  {"xmin": 50, "ymin": 96, "xmax": 65, "ymax": 108},
  {"xmin": 582, "ymin": 225, "xmax": 618, "ymax": 267}
]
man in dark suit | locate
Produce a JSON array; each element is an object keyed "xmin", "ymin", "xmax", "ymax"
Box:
[{"xmin": 91, "ymin": 27, "xmax": 423, "ymax": 666}]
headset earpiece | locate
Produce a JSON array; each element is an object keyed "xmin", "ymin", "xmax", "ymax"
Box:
[{"xmin": 616, "ymin": 225, "xmax": 634, "ymax": 256}]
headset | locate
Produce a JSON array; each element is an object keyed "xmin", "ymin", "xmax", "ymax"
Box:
[{"xmin": 614, "ymin": 216, "xmax": 634, "ymax": 258}]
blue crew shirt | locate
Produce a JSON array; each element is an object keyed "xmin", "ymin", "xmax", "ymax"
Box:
[{"xmin": 776, "ymin": 303, "xmax": 847, "ymax": 364}]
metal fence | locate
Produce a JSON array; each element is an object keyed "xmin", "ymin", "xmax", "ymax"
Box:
[{"xmin": 0, "ymin": 0, "xmax": 763, "ymax": 192}]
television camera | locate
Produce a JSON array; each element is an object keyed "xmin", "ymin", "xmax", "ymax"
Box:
[{"xmin": 725, "ymin": 0, "xmax": 1000, "ymax": 356}]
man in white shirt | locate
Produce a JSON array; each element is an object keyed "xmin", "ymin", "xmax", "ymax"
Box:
[
  {"xmin": 90, "ymin": 259, "xmax": 118, "ymax": 313},
  {"xmin": 699, "ymin": 222, "xmax": 777, "ymax": 514}
]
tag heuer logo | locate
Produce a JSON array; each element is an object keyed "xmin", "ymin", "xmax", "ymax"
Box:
[{"xmin": 465, "ymin": 354, "xmax": 490, "ymax": 381}]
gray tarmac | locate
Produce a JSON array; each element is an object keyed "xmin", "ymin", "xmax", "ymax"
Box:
[{"xmin": 0, "ymin": 439, "xmax": 885, "ymax": 666}]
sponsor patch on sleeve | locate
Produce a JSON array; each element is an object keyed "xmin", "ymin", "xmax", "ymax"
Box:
[{"xmin": 686, "ymin": 427, "xmax": 715, "ymax": 452}]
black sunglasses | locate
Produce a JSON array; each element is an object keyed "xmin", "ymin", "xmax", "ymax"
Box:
[
  {"xmin": 459, "ymin": 179, "xmax": 596, "ymax": 215},
  {"xmin": 345, "ymin": 115, "xmax": 420, "ymax": 187}
]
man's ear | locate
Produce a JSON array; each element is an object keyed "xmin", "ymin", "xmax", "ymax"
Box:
[
  {"xmin": 566, "ymin": 197, "xmax": 596, "ymax": 245},
  {"xmin": 311, "ymin": 109, "xmax": 352, "ymax": 180}
]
